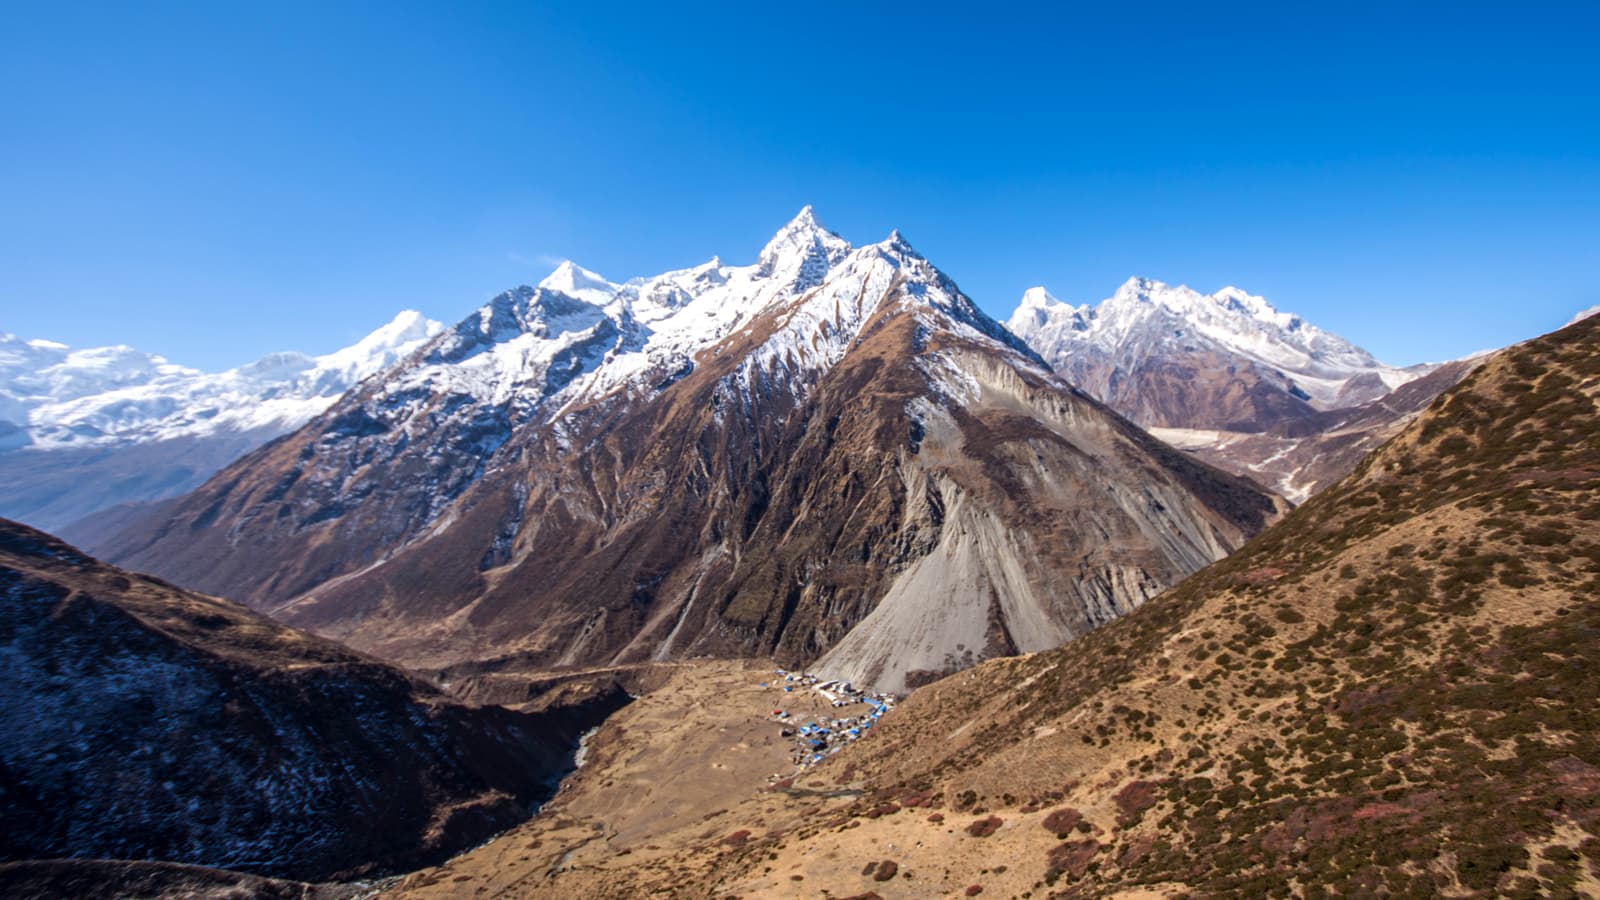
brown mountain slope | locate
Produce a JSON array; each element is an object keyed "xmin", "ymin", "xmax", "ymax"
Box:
[
  {"xmin": 429, "ymin": 309, "xmax": 1600, "ymax": 896},
  {"xmin": 285, "ymin": 284, "xmax": 1275, "ymax": 690},
  {"xmin": 1164, "ymin": 356, "xmax": 1482, "ymax": 502},
  {"xmin": 88, "ymin": 220, "xmax": 1279, "ymax": 690},
  {"xmin": 744, "ymin": 310, "xmax": 1600, "ymax": 895},
  {"xmin": 0, "ymin": 518, "xmax": 626, "ymax": 882}
]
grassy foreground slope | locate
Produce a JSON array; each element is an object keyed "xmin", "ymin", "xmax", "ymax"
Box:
[{"xmin": 801, "ymin": 312, "xmax": 1600, "ymax": 896}]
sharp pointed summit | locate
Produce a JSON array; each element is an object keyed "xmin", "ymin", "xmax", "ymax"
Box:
[
  {"xmin": 764, "ymin": 205, "xmax": 829, "ymax": 244},
  {"xmin": 757, "ymin": 206, "xmax": 851, "ymax": 284},
  {"xmin": 537, "ymin": 260, "xmax": 619, "ymax": 306},
  {"xmin": 1112, "ymin": 275, "xmax": 1160, "ymax": 302},
  {"xmin": 881, "ymin": 228, "xmax": 916, "ymax": 256},
  {"xmin": 1018, "ymin": 285, "xmax": 1059, "ymax": 309}
]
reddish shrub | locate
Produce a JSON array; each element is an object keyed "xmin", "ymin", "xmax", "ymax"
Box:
[
  {"xmin": 1352, "ymin": 802, "xmax": 1410, "ymax": 821},
  {"xmin": 966, "ymin": 815, "xmax": 1004, "ymax": 838},
  {"xmin": 1237, "ymin": 566, "xmax": 1287, "ymax": 586},
  {"xmin": 1113, "ymin": 781, "xmax": 1158, "ymax": 827},
  {"xmin": 1118, "ymin": 835, "xmax": 1154, "ymax": 867},
  {"xmin": 1041, "ymin": 807, "xmax": 1083, "ymax": 837},
  {"xmin": 1046, "ymin": 839, "xmax": 1101, "ymax": 878}
]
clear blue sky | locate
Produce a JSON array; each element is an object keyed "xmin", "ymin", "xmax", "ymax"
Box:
[{"xmin": 3, "ymin": 1, "xmax": 1596, "ymax": 369}]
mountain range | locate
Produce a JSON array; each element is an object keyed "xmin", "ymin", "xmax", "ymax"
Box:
[
  {"xmin": 3, "ymin": 208, "xmax": 1594, "ymax": 897},
  {"xmin": 0, "ymin": 312, "xmax": 442, "ymax": 531},
  {"xmin": 2, "ymin": 248, "xmax": 1468, "ymax": 548},
  {"xmin": 1007, "ymin": 278, "xmax": 1478, "ymax": 500},
  {"xmin": 78, "ymin": 210, "xmax": 1278, "ymax": 692}
]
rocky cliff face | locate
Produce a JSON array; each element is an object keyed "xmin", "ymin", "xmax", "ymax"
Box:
[
  {"xmin": 89, "ymin": 211, "xmax": 1280, "ymax": 691},
  {"xmin": 0, "ymin": 518, "xmax": 625, "ymax": 882},
  {"xmin": 767, "ymin": 312, "xmax": 1600, "ymax": 895}
]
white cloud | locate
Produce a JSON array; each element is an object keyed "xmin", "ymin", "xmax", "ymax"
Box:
[{"xmin": 506, "ymin": 251, "xmax": 568, "ymax": 269}]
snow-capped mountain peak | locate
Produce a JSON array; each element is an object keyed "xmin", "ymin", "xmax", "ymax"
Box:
[
  {"xmin": 315, "ymin": 309, "xmax": 440, "ymax": 377},
  {"xmin": 1009, "ymin": 286, "xmax": 1088, "ymax": 335},
  {"xmin": 1018, "ymin": 285, "xmax": 1060, "ymax": 309},
  {"xmin": 1097, "ymin": 277, "xmax": 1305, "ymax": 335},
  {"xmin": 537, "ymin": 260, "xmax": 620, "ymax": 307},
  {"xmin": 2, "ymin": 311, "xmax": 446, "ymax": 528},
  {"xmin": 757, "ymin": 206, "xmax": 852, "ymax": 289},
  {"xmin": 1008, "ymin": 277, "xmax": 1426, "ymax": 413}
]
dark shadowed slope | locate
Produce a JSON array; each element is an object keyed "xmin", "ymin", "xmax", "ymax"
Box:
[{"xmin": 0, "ymin": 518, "xmax": 626, "ymax": 883}]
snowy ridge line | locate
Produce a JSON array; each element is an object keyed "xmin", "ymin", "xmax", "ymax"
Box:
[
  {"xmin": 358, "ymin": 207, "xmax": 1039, "ymax": 443},
  {"xmin": 1008, "ymin": 276, "xmax": 1431, "ymax": 408},
  {"xmin": 1, "ymin": 310, "xmax": 444, "ymax": 451}
]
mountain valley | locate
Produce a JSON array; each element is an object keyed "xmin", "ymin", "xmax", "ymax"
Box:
[
  {"xmin": 81, "ymin": 211, "xmax": 1280, "ymax": 692},
  {"xmin": 383, "ymin": 275, "xmax": 1600, "ymax": 898},
  {"xmin": 2, "ymin": 213, "xmax": 1593, "ymax": 899}
]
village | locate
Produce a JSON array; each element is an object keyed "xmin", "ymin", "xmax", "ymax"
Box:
[{"xmin": 759, "ymin": 669, "xmax": 898, "ymax": 771}]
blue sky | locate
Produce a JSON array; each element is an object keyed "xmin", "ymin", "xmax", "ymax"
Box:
[{"xmin": 2, "ymin": 1, "xmax": 1596, "ymax": 369}]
